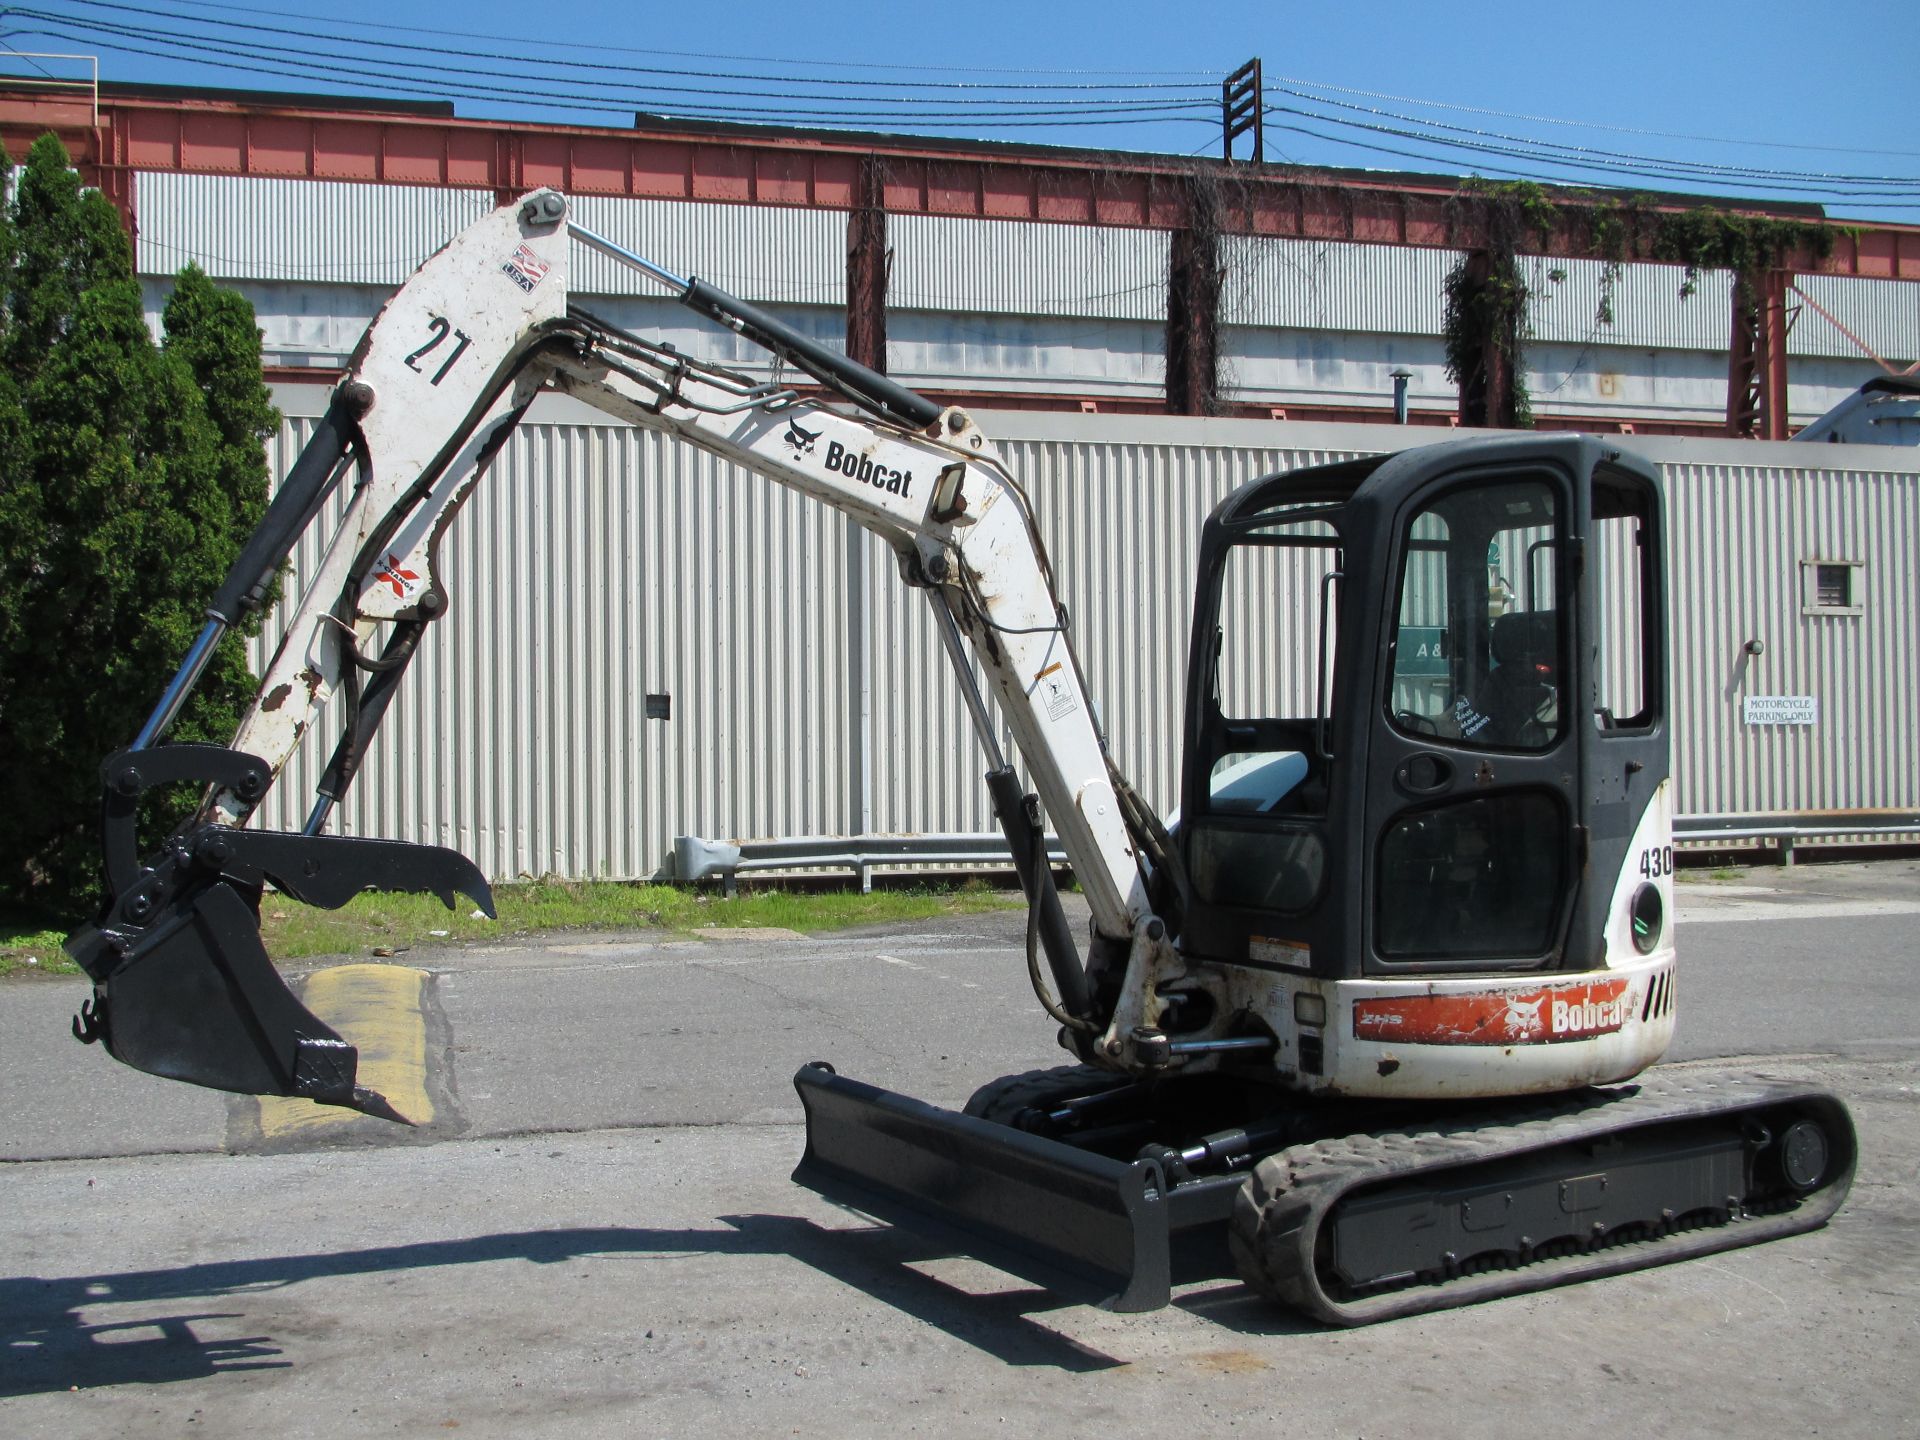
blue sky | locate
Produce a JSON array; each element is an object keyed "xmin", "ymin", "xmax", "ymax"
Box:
[{"xmin": 5, "ymin": 0, "xmax": 1915, "ymax": 224}]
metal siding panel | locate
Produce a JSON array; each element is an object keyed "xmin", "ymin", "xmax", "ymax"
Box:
[
  {"xmin": 1788, "ymin": 273, "xmax": 1920, "ymax": 362},
  {"xmin": 136, "ymin": 172, "xmax": 493, "ymax": 284},
  {"xmin": 566, "ymin": 195, "xmax": 846, "ymax": 305},
  {"xmin": 1223, "ymin": 235, "xmax": 1454, "ymax": 336},
  {"xmin": 250, "ymin": 407, "xmax": 1918, "ymax": 879},
  {"xmin": 890, "ymin": 214, "xmax": 1168, "ymax": 321},
  {"xmin": 886, "ymin": 309, "xmax": 1167, "ymax": 402},
  {"xmin": 864, "ymin": 533, "xmax": 987, "ymax": 838},
  {"xmin": 135, "ymin": 174, "xmax": 846, "ymax": 308},
  {"xmin": 1663, "ymin": 459, "xmax": 1919, "ymax": 827},
  {"xmin": 251, "ymin": 413, "xmax": 853, "ymax": 879},
  {"xmin": 987, "ymin": 434, "xmax": 1366, "ymax": 818},
  {"xmin": 1522, "ymin": 257, "xmax": 1733, "ymax": 352},
  {"xmin": 1217, "ymin": 238, "xmax": 1791, "ymax": 355},
  {"xmin": 1591, "ymin": 511, "xmax": 1647, "ymax": 721},
  {"xmin": 138, "ymin": 175, "xmax": 1917, "ymax": 373},
  {"xmin": 1522, "ymin": 263, "xmax": 1918, "ymax": 362}
]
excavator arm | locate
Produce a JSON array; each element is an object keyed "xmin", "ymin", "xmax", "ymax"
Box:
[{"xmin": 64, "ymin": 189, "xmax": 1173, "ymax": 1119}]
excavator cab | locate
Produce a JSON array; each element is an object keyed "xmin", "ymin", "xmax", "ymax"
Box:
[
  {"xmin": 799, "ymin": 434, "xmax": 1849, "ymax": 1324},
  {"xmin": 1179, "ymin": 435, "xmax": 1668, "ymax": 1002}
]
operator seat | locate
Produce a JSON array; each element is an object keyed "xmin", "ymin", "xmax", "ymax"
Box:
[{"xmin": 1483, "ymin": 610, "xmax": 1557, "ymax": 747}]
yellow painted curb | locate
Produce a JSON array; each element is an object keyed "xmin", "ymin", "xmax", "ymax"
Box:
[{"xmin": 254, "ymin": 964, "xmax": 433, "ymax": 1140}]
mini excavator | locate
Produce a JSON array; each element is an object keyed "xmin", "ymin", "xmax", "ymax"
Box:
[{"xmin": 65, "ymin": 191, "xmax": 1854, "ymax": 1324}]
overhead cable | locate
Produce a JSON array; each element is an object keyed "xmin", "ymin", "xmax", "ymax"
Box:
[
  {"xmin": 1267, "ymin": 71, "xmax": 1920, "ymax": 162},
  {"xmin": 1268, "ymin": 86, "xmax": 1919, "ymax": 190}
]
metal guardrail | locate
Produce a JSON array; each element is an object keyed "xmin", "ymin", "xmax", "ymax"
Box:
[
  {"xmin": 672, "ymin": 832, "xmax": 1066, "ymax": 894},
  {"xmin": 1675, "ymin": 811, "xmax": 1920, "ymax": 864},
  {"xmin": 674, "ymin": 812, "xmax": 1920, "ymax": 889}
]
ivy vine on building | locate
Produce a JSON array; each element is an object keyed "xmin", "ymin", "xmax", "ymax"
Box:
[
  {"xmin": 1442, "ymin": 181, "xmax": 1557, "ymax": 428},
  {"xmin": 1441, "ymin": 177, "xmax": 1839, "ymax": 430}
]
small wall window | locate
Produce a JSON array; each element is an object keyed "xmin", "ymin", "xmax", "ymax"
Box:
[{"xmin": 1802, "ymin": 560, "xmax": 1864, "ymax": 616}]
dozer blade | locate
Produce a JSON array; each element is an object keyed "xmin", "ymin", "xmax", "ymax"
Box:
[
  {"xmin": 69, "ymin": 880, "xmax": 409, "ymax": 1123},
  {"xmin": 792, "ymin": 1063, "xmax": 1176, "ymax": 1311}
]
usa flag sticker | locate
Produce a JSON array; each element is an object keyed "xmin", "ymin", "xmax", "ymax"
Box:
[{"xmin": 502, "ymin": 243, "xmax": 551, "ymax": 292}]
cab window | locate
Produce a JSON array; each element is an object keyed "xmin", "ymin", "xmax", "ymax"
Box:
[
  {"xmin": 1387, "ymin": 479, "xmax": 1563, "ymax": 751},
  {"xmin": 1188, "ymin": 509, "xmax": 1340, "ymax": 914}
]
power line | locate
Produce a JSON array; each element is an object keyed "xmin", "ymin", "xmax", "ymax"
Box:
[
  {"xmin": 1267, "ymin": 71, "xmax": 1920, "ymax": 163},
  {"xmin": 1264, "ymin": 114, "xmax": 1920, "ymax": 211},
  {"xmin": 154, "ymin": 0, "xmax": 1228, "ymax": 81},
  {"xmin": 4, "ymin": 16, "xmax": 1217, "ymax": 130},
  {"xmin": 45, "ymin": 0, "xmax": 1221, "ymax": 96},
  {"xmin": 0, "ymin": 41, "xmax": 59, "ymax": 80},
  {"xmin": 6, "ymin": 2, "xmax": 1912, "ymax": 216},
  {"xmin": 5, "ymin": 12, "xmax": 1214, "ymax": 119},
  {"xmin": 1263, "ymin": 102, "xmax": 1919, "ymax": 202},
  {"xmin": 1269, "ymin": 85, "xmax": 1919, "ymax": 190}
]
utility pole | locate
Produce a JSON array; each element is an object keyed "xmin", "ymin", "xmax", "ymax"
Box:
[{"xmin": 1222, "ymin": 58, "xmax": 1263, "ymax": 164}]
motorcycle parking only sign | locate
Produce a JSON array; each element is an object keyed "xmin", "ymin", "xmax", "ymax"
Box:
[{"xmin": 1742, "ymin": 695, "xmax": 1818, "ymax": 726}]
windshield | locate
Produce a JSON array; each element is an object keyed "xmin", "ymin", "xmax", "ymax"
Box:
[{"xmin": 1388, "ymin": 478, "xmax": 1563, "ymax": 751}]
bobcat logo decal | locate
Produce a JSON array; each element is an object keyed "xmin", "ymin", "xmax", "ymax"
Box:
[
  {"xmin": 784, "ymin": 418, "xmax": 822, "ymax": 457},
  {"xmin": 1502, "ymin": 995, "xmax": 1546, "ymax": 1040}
]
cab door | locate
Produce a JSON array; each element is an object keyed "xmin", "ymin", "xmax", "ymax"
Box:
[{"xmin": 1358, "ymin": 457, "xmax": 1587, "ymax": 975}]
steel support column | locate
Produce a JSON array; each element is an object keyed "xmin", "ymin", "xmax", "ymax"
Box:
[
  {"xmin": 1166, "ymin": 190, "xmax": 1222, "ymax": 416},
  {"xmin": 846, "ymin": 156, "xmax": 889, "ymax": 374},
  {"xmin": 1726, "ymin": 268, "xmax": 1792, "ymax": 439},
  {"xmin": 1453, "ymin": 250, "xmax": 1520, "ymax": 429}
]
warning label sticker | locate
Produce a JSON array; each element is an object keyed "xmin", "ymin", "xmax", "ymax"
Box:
[{"xmin": 1035, "ymin": 663, "xmax": 1078, "ymax": 722}]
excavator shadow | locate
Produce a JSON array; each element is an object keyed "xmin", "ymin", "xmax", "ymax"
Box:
[{"xmin": 3, "ymin": 1215, "xmax": 1326, "ymax": 1394}]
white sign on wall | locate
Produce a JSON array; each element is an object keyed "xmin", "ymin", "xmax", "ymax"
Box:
[{"xmin": 1742, "ymin": 695, "xmax": 1819, "ymax": 726}]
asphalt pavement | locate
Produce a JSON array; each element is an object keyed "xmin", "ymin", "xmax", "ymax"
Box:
[{"xmin": 3, "ymin": 858, "xmax": 1917, "ymax": 1437}]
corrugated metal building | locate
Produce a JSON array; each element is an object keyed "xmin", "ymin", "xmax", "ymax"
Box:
[
  {"xmin": 69, "ymin": 105, "xmax": 1912, "ymax": 875},
  {"xmin": 251, "ymin": 393, "xmax": 1920, "ymax": 879},
  {"xmin": 136, "ymin": 173, "xmax": 1918, "ymax": 432}
]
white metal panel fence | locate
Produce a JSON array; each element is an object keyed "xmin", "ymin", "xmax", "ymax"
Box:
[{"xmin": 250, "ymin": 397, "xmax": 1920, "ymax": 879}]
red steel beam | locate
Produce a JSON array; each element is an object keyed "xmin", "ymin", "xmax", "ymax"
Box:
[{"xmin": 6, "ymin": 90, "xmax": 1915, "ymax": 279}]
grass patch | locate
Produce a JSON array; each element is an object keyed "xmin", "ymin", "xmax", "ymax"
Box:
[
  {"xmin": 1676, "ymin": 864, "xmax": 1747, "ymax": 885},
  {"xmin": 0, "ymin": 925, "xmax": 72, "ymax": 978},
  {"xmin": 1, "ymin": 878, "xmax": 1019, "ymax": 977}
]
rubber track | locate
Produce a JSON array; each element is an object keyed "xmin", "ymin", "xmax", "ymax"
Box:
[
  {"xmin": 961, "ymin": 1064, "xmax": 1129, "ymax": 1123},
  {"xmin": 1229, "ymin": 1069, "xmax": 1857, "ymax": 1326}
]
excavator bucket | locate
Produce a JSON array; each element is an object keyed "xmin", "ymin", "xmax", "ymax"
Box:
[
  {"xmin": 70, "ymin": 880, "xmax": 411, "ymax": 1123},
  {"xmin": 68, "ymin": 743, "xmax": 494, "ymax": 1122}
]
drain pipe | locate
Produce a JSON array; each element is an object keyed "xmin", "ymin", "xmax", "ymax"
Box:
[{"xmin": 1391, "ymin": 369, "xmax": 1412, "ymax": 425}]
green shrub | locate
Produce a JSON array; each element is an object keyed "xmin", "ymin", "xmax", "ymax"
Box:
[{"xmin": 0, "ymin": 134, "xmax": 276, "ymax": 918}]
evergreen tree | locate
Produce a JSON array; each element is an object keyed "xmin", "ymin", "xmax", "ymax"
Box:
[{"xmin": 0, "ymin": 134, "xmax": 277, "ymax": 917}]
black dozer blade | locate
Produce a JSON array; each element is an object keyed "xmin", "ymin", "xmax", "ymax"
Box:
[
  {"xmin": 792, "ymin": 1062, "xmax": 1175, "ymax": 1311},
  {"xmin": 67, "ymin": 828, "xmax": 495, "ymax": 1124}
]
